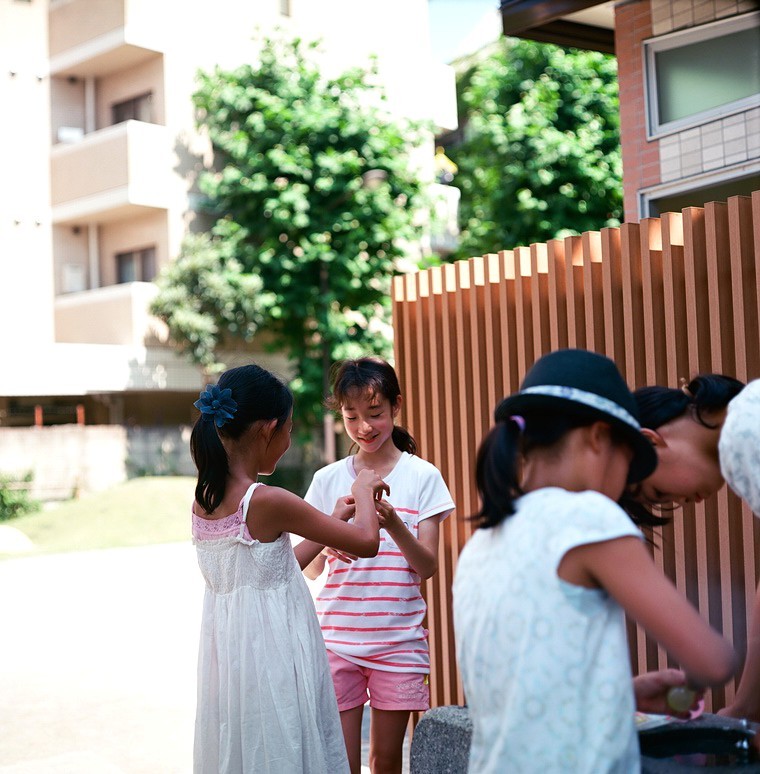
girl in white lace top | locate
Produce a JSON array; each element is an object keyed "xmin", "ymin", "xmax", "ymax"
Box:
[{"xmin": 190, "ymin": 363, "xmax": 388, "ymax": 773}]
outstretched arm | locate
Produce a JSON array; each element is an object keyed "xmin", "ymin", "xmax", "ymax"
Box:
[
  {"xmin": 295, "ymin": 496, "xmax": 354, "ymax": 572},
  {"xmin": 251, "ymin": 470, "xmax": 387, "ymax": 559},
  {"xmin": 562, "ymin": 536, "xmax": 736, "ymax": 689},
  {"xmin": 720, "ymin": 581, "xmax": 760, "ymax": 721}
]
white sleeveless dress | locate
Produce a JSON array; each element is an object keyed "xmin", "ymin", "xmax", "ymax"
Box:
[{"xmin": 192, "ymin": 482, "xmax": 349, "ymax": 773}]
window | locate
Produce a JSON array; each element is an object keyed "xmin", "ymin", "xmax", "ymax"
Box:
[
  {"xmin": 645, "ymin": 11, "xmax": 760, "ymax": 138},
  {"xmin": 639, "ymin": 167, "xmax": 760, "ymax": 218},
  {"xmin": 116, "ymin": 247, "xmax": 156, "ymax": 283},
  {"xmin": 111, "ymin": 92, "xmax": 154, "ymax": 125}
]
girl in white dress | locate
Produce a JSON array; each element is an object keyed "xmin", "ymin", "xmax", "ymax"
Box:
[
  {"xmin": 190, "ymin": 363, "xmax": 388, "ymax": 774},
  {"xmin": 453, "ymin": 349, "xmax": 736, "ymax": 773}
]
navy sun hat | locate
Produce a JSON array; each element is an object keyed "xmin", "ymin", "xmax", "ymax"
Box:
[{"xmin": 495, "ymin": 349, "xmax": 658, "ymax": 483}]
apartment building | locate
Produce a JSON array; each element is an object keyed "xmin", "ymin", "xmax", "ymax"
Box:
[
  {"xmin": 0, "ymin": 0, "xmax": 457, "ymax": 429},
  {"xmin": 500, "ymin": 0, "xmax": 760, "ymax": 221}
]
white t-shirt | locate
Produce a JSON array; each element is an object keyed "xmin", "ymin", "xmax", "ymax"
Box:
[
  {"xmin": 304, "ymin": 452, "xmax": 454, "ymax": 673},
  {"xmin": 453, "ymin": 487, "xmax": 642, "ymax": 774}
]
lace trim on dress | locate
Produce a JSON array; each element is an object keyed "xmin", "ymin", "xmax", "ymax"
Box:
[{"xmin": 192, "ymin": 482, "xmax": 262, "ymax": 542}]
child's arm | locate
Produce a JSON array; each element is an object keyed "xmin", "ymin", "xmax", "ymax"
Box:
[
  {"xmin": 250, "ymin": 470, "xmax": 387, "ymax": 558},
  {"xmin": 295, "ymin": 496, "xmax": 354, "ymax": 572},
  {"xmin": 376, "ymin": 499, "xmax": 443, "ymax": 580},
  {"xmin": 302, "ymin": 551, "xmax": 327, "ymax": 580},
  {"xmin": 719, "ymin": 581, "xmax": 760, "ymax": 720},
  {"xmin": 561, "ymin": 536, "xmax": 736, "ymax": 688}
]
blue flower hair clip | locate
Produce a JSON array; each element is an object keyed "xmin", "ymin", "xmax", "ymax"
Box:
[{"xmin": 194, "ymin": 384, "xmax": 238, "ymax": 428}]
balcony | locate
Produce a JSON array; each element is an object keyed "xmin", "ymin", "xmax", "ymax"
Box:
[
  {"xmin": 51, "ymin": 120, "xmax": 170, "ymax": 224},
  {"xmin": 49, "ymin": 0, "xmax": 165, "ymax": 77},
  {"xmin": 54, "ymin": 281, "xmax": 167, "ymax": 347}
]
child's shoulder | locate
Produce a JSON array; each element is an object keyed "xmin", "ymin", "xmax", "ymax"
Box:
[
  {"xmin": 526, "ymin": 487, "xmax": 626, "ymax": 517},
  {"xmin": 399, "ymin": 452, "xmax": 445, "ymax": 478}
]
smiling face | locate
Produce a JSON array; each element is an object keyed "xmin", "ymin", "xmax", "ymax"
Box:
[
  {"xmin": 340, "ymin": 388, "xmax": 399, "ymax": 455},
  {"xmin": 636, "ymin": 410, "xmax": 726, "ymax": 508}
]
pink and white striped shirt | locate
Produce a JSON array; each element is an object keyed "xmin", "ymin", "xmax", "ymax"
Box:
[{"xmin": 304, "ymin": 452, "xmax": 454, "ymax": 673}]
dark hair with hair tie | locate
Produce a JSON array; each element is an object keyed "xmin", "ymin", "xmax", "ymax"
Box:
[
  {"xmin": 619, "ymin": 373, "xmax": 745, "ymax": 525},
  {"xmin": 635, "ymin": 373, "xmax": 744, "ymax": 430},
  {"xmin": 474, "ymin": 411, "xmax": 633, "ymax": 529},
  {"xmin": 328, "ymin": 357, "xmax": 417, "ymax": 455},
  {"xmin": 190, "ymin": 364, "xmax": 293, "ymax": 514}
]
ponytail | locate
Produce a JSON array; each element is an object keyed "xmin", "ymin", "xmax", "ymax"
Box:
[
  {"xmin": 474, "ymin": 420, "xmax": 523, "ymax": 528},
  {"xmin": 635, "ymin": 373, "xmax": 744, "ymax": 430},
  {"xmin": 474, "ymin": 411, "xmax": 602, "ymax": 529},
  {"xmin": 392, "ymin": 426, "xmax": 417, "ymax": 455},
  {"xmin": 191, "ymin": 419, "xmax": 230, "ymax": 515}
]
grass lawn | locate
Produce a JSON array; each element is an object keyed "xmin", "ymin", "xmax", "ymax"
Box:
[{"xmin": 0, "ymin": 476, "xmax": 196, "ymax": 559}]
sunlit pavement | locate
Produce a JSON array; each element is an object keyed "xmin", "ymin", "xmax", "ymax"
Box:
[{"xmin": 0, "ymin": 542, "xmax": 406, "ymax": 773}]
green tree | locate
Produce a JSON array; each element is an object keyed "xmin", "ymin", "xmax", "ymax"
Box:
[
  {"xmin": 152, "ymin": 36, "xmax": 426, "ymax": 436},
  {"xmin": 451, "ymin": 38, "xmax": 622, "ymax": 258}
]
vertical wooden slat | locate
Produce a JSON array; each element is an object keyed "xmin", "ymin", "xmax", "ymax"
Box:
[
  {"xmin": 564, "ymin": 236, "xmax": 585, "ymax": 349},
  {"xmin": 581, "ymin": 231, "xmax": 605, "ymax": 354},
  {"xmin": 546, "ymin": 239, "xmax": 568, "ymax": 351},
  {"xmin": 600, "ymin": 227, "xmax": 625, "ymax": 367}
]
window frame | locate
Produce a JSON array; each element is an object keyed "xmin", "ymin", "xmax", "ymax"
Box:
[
  {"xmin": 637, "ymin": 160, "xmax": 760, "ymax": 219},
  {"xmin": 115, "ymin": 246, "xmax": 157, "ymax": 284},
  {"xmin": 643, "ymin": 11, "xmax": 760, "ymax": 140}
]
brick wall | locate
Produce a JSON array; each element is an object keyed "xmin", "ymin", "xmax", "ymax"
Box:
[
  {"xmin": 615, "ymin": 0, "xmax": 759, "ymax": 221},
  {"xmin": 616, "ymin": 0, "xmax": 660, "ymax": 222}
]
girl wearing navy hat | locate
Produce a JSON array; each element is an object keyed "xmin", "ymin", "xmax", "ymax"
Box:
[{"xmin": 453, "ymin": 349, "xmax": 736, "ymax": 774}]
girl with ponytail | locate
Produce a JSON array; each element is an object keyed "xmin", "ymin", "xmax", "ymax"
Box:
[
  {"xmin": 453, "ymin": 349, "xmax": 735, "ymax": 773},
  {"xmin": 190, "ymin": 363, "xmax": 390, "ymax": 773},
  {"xmin": 302, "ymin": 357, "xmax": 454, "ymax": 774}
]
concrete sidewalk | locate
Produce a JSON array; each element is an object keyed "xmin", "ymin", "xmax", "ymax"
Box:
[
  {"xmin": 0, "ymin": 542, "xmax": 408, "ymax": 773},
  {"xmin": 0, "ymin": 542, "xmax": 200, "ymax": 773}
]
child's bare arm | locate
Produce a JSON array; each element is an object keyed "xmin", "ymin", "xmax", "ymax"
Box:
[
  {"xmin": 377, "ymin": 500, "xmax": 443, "ymax": 580},
  {"xmin": 720, "ymin": 582, "xmax": 760, "ymax": 720},
  {"xmin": 252, "ymin": 472, "xmax": 386, "ymax": 559},
  {"xmin": 563, "ymin": 536, "xmax": 736, "ymax": 688},
  {"xmin": 296, "ymin": 496, "xmax": 355, "ymax": 573}
]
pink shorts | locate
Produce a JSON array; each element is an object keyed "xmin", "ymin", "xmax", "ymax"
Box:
[{"xmin": 327, "ymin": 650, "xmax": 430, "ymax": 712}]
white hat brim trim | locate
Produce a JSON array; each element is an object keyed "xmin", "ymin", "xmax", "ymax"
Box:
[{"xmin": 519, "ymin": 385, "xmax": 641, "ymax": 431}]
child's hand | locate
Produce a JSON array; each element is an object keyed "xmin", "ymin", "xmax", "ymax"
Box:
[
  {"xmin": 331, "ymin": 495, "xmax": 355, "ymax": 522},
  {"xmin": 351, "ymin": 469, "xmax": 390, "ymax": 501},
  {"xmin": 633, "ymin": 669, "xmax": 704, "ymax": 718},
  {"xmin": 375, "ymin": 498, "xmax": 403, "ymax": 532},
  {"xmin": 322, "ymin": 546, "xmax": 358, "ymax": 565}
]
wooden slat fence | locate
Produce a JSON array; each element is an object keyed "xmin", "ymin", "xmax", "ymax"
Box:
[{"xmin": 392, "ymin": 191, "xmax": 760, "ymax": 712}]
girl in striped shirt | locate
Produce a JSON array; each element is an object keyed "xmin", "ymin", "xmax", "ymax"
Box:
[{"xmin": 304, "ymin": 357, "xmax": 454, "ymax": 774}]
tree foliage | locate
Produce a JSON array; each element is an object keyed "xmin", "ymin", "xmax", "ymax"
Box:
[
  {"xmin": 152, "ymin": 35, "xmax": 426, "ymax": 430},
  {"xmin": 450, "ymin": 38, "xmax": 622, "ymax": 258}
]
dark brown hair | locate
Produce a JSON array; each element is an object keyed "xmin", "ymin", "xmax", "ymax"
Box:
[{"xmin": 328, "ymin": 357, "xmax": 417, "ymax": 455}]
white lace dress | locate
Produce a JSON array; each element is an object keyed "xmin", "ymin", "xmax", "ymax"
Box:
[{"xmin": 192, "ymin": 483, "xmax": 349, "ymax": 774}]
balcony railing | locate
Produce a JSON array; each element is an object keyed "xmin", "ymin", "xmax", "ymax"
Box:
[{"xmin": 50, "ymin": 120, "xmax": 170, "ymax": 224}]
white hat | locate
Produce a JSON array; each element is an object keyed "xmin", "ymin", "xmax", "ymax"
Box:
[{"xmin": 720, "ymin": 379, "xmax": 760, "ymax": 515}]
